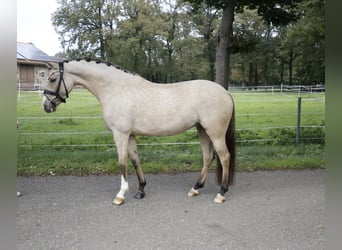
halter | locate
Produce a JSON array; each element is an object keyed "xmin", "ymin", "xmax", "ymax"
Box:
[{"xmin": 43, "ymin": 61, "xmax": 69, "ymax": 106}]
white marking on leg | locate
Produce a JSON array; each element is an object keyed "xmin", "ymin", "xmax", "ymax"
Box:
[
  {"xmin": 116, "ymin": 175, "xmax": 129, "ymax": 199},
  {"xmin": 188, "ymin": 187, "xmax": 199, "ymax": 197},
  {"xmin": 214, "ymin": 193, "xmax": 226, "ymax": 203}
]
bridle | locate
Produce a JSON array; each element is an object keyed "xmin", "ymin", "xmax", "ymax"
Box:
[{"xmin": 43, "ymin": 61, "xmax": 69, "ymax": 107}]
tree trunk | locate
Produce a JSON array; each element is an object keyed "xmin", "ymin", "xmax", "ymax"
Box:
[
  {"xmin": 263, "ymin": 57, "xmax": 269, "ymax": 85},
  {"xmin": 280, "ymin": 58, "xmax": 284, "ymax": 84},
  {"xmin": 97, "ymin": 4, "xmax": 105, "ymax": 59},
  {"xmin": 208, "ymin": 38, "xmax": 215, "ymax": 82},
  {"xmin": 166, "ymin": 46, "xmax": 173, "ymax": 83},
  {"xmin": 248, "ymin": 62, "xmax": 253, "ymax": 85},
  {"xmin": 289, "ymin": 48, "xmax": 293, "ymax": 85},
  {"xmin": 215, "ymin": 0, "xmax": 236, "ymax": 89},
  {"xmin": 254, "ymin": 64, "xmax": 258, "ymax": 85}
]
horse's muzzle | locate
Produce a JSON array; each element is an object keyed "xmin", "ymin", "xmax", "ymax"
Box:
[{"xmin": 43, "ymin": 97, "xmax": 56, "ymax": 113}]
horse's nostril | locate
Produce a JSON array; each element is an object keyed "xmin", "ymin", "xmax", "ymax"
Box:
[{"xmin": 43, "ymin": 102, "xmax": 53, "ymax": 113}]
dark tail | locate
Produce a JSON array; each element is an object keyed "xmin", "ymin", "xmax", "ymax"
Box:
[{"xmin": 216, "ymin": 105, "xmax": 236, "ymax": 186}]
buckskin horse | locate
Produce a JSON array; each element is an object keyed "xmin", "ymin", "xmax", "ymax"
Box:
[{"xmin": 42, "ymin": 59, "xmax": 235, "ymax": 205}]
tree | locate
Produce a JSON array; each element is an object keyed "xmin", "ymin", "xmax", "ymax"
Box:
[
  {"xmin": 185, "ymin": 0, "xmax": 301, "ymax": 89},
  {"xmin": 52, "ymin": 0, "xmax": 121, "ymax": 59},
  {"xmin": 52, "ymin": 0, "xmax": 321, "ymax": 86},
  {"xmin": 280, "ymin": 0, "xmax": 325, "ymax": 84},
  {"xmin": 106, "ymin": 0, "xmax": 168, "ymax": 81},
  {"xmin": 185, "ymin": 0, "xmax": 235, "ymax": 89},
  {"xmin": 189, "ymin": 2, "xmax": 221, "ymax": 81},
  {"xmin": 231, "ymin": 8, "xmax": 265, "ymax": 85}
]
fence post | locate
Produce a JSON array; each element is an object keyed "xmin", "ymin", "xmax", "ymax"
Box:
[
  {"xmin": 18, "ymin": 81, "xmax": 21, "ymax": 102},
  {"xmin": 296, "ymin": 97, "xmax": 302, "ymax": 145}
]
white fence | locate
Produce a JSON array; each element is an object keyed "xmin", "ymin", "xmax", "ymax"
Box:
[
  {"xmin": 17, "ymin": 88, "xmax": 325, "ymax": 148},
  {"xmin": 230, "ymin": 84, "xmax": 325, "ymax": 94}
]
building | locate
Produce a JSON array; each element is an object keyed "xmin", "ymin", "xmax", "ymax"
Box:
[{"xmin": 17, "ymin": 42, "xmax": 60, "ymax": 90}]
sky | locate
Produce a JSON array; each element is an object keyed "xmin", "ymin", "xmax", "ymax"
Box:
[{"xmin": 17, "ymin": 0, "xmax": 62, "ymax": 56}]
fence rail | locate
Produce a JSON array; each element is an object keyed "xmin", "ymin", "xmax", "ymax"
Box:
[
  {"xmin": 17, "ymin": 89, "xmax": 325, "ymax": 148},
  {"xmin": 230, "ymin": 84, "xmax": 325, "ymax": 94},
  {"xmin": 18, "ymin": 125, "xmax": 325, "ymax": 136},
  {"xmin": 17, "ymin": 124, "xmax": 325, "ymax": 148}
]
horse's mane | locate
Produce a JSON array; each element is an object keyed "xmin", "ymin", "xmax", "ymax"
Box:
[{"xmin": 62, "ymin": 57, "xmax": 136, "ymax": 75}]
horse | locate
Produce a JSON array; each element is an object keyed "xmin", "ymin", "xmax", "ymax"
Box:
[{"xmin": 42, "ymin": 59, "xmax": 236, "ymax": 205}]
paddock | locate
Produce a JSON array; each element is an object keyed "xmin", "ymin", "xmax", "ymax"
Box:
[
  {"xmin": 17, "ymin": 89, "xmax": 325, "ymax": 175},
  {"xmin": 17, "ymin": 170, "xmax": 325, "ymax": 249}
]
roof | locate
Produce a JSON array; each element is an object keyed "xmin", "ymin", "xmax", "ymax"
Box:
[{"xmin": 17, "ymin": 42, "xmax": 60, "ymax": 63}]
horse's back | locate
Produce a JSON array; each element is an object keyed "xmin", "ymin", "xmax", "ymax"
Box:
[
  {"xmin": 104, "ymin": 79, "xmax": 233, "ymax": 136},
  {"xmin": 154, "ymin": 79, "xmax": 232, "ymax": 106},
  {"xmin": 150, "ymin": 79, "xmax": 233, "ymax": 116}
]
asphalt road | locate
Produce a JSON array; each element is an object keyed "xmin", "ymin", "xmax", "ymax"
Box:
[{"xmin": 17, "ymin": 170, "xmax": 325, "ymax": 249}]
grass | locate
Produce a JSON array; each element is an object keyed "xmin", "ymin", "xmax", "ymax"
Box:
[{"xmin": 17, "ymin": 90, "xmax": 325, "ymax": 176}]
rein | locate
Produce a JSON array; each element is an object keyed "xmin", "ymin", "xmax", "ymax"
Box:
[{"xmin": 43, "ymin": 61, "xmax": 69, "ymax": 106}]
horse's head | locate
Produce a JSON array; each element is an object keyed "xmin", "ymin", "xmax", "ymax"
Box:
[{"xmin": 42, "ymin": 61, "xmax": 72, "ymax": 113}]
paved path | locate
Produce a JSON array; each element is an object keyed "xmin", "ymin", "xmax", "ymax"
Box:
[{"xmin": 17, "ymin": 170, "xmax": 325, "ymax": 249}]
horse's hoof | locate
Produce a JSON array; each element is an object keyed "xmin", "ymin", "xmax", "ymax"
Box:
[
  {"xmin": 112, "ymin": 197, "xmax": 125, "ymax": 205},
  {"xmin": 214, "ymin": 193, "xmax": 226, "ymax": 203},
  {"xmin": 134, "ymin": 191, "xmax": 145, "ymax": 199},
  {"xmin": 188, "ymin": 188, "xmax": 199, "ymax": 197}
]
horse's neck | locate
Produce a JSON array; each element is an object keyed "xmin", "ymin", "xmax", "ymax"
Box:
[{"xmin": 66, "ymin": 61, "xmax": 137, "ymax": 100}]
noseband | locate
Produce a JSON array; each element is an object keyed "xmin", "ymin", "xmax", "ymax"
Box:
[{"xmin": 43, "ymin": 61, "xmax": 69, "ymax": 106}]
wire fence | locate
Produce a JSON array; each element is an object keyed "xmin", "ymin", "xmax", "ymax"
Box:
[
  {"xmin": 230, "ymin": 84, "xmax": 325, "ymax": 94},
  {"xmin": 17, "ymin": 116, "xmax": 325, "ymax": 148},
  {"xmin": 17, "ymin": 88, "xmax": 325, "ymax": 148}
]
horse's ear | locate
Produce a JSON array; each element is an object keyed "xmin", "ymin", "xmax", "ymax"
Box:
[
  {"xmin": 46, "ymin": 63, "xmax": 53, "ymax": 70},
  {"xmin": 46, "ymin": 62, "xmax": 59, "ymax": 82},
  {"xmin": 45, "ymin": 62, "xmax": 58, "ymax": 70}
]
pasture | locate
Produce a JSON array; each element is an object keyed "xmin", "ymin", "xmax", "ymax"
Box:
[{"xmin": 17, "ymin": 89, "xmax": 325, "ymax": 175}]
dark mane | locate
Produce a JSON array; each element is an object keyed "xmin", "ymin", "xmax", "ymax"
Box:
[{"xmin": 62, "ymin": 58, "xmax": 135, "ymax": 75}]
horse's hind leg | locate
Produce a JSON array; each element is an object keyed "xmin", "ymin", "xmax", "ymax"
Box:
[
  {"xmin": 211, "ymin": 137, "xmax": 230, "ymax": 203},
  {"xmin": 128, "ymin": 135, "xmax": 146, "ymax": 199},
  {"xmin": 188, "ymin": 125, "xmax": 214, "ymax": 197}
]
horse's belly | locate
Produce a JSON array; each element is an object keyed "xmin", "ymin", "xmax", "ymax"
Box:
[{"xmin": 132, "ymin": 114, "xmax": 197, "ymax": 136}]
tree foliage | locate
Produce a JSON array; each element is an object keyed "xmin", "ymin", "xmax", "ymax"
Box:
[
  {"xmin": 280, "ymin": 0, "xmax": 325, "ymax": 84},
  {"xmin": 51, "ymin": 0, "xmax": 325, "ymax": 85}
]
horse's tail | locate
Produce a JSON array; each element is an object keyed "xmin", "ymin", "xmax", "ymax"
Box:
[{"xmin": 216, "ymin": 105, "xmax": 236, "ymax": 186}]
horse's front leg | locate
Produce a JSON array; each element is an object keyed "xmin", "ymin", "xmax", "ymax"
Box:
[{"xmin": 112, "ymin": 132, "xmax": 130, "ymax": 205}]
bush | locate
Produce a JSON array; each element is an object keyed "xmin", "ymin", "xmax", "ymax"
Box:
[
  {"xmin": 269, "ymin": 128, "xmax": 296, "ymax": 145},
  {"xmin": 237, "ymin": 126, "xmax": 325, "ymax": 146},
  {"xmin": 236, "ymin": 130, "xmax": 266, "ymax": 144}
]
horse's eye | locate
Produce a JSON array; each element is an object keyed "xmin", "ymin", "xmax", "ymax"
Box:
[{"xmin": 47, "ymin": 71, "xmax": 58, "ymax": 83}]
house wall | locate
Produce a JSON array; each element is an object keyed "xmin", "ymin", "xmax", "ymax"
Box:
[{"xmin": 17, "ymin": 64, "xmax": 50, "ymax": 90}]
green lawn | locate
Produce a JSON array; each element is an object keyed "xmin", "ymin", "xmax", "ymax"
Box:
[{"xmin": 17, "ymin": 89, "xmax": 325, "ymax": 175}]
